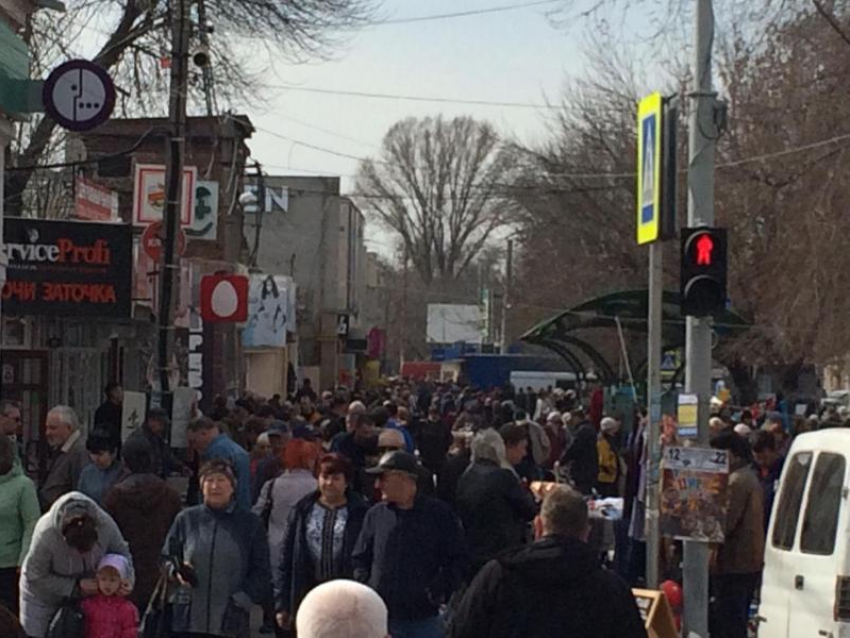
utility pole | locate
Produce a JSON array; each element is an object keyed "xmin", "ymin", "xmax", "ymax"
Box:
[
  {"xmin": 195, "ymin": 0, "xmax": 215, "ymax": 116},
  {"xmin": 157, "ymin": 0, "xmax": 190, "ymax": 403},
  {"xmin": 682, "ymin": 0, "xmax": 717, "ymax": 635},
  {"xmin": 646, "ymin": 239, "xmax": 663, "ymax": 589},
  {"xmin": 249, "ymin": 161, "xmax": 265, "ymax": 269},
  {"xmin": 500, "ymin": 239, "xmax": 513, "ymax": 354},
  {"xmin": 399, "ymin": 245, "xmax": 408, "ymax": 372}
]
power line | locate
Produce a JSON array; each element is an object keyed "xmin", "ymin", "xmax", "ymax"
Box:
[
  {"xmin": 373, "ymin": 0, "xmax": 563, "ymax": 25},
  {"xmin": 265, "ymin": 83, "xmax": 557, "ymax": 110},
  {"xmin": 256, "ymin": 123, "xmax": 850, "ymax": 184}
]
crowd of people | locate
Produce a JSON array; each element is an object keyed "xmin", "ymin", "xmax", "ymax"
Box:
[{"xmin": 0, "ymin": 378, "xmax": 837, "ymax": 638}]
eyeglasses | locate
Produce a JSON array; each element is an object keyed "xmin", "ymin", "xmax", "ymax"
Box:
[{"xmin": 378, "ymin": 445, "xmax": 402, "ymax": 454}]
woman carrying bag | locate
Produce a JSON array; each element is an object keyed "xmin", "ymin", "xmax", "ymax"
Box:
[{"xmin": 162, "ymin": 459, "xmax": 270, "ymax": 638}]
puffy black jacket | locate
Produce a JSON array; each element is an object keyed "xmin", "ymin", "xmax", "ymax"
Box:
[
  {"xmin": 455, "ymin": 459, "xmax": 537, "ymax": 571},
  {"xmin": 449, "ymin": 536, "xmax": 647, "ymax": 638}
]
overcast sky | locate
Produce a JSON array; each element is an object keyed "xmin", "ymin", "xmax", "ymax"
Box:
[{"xmin": 247, "ymin": 1, "xmax": 595, "ymax": 187}]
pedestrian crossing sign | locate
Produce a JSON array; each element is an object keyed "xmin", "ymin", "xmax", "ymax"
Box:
[{"xmin": 637, "ymin": 92, "xmax": 663, "ymax": 245}]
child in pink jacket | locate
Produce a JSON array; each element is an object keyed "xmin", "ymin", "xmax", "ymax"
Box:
[{"xmin": 81, "ymin": 554, "xmax": 138, "ymax": 638}]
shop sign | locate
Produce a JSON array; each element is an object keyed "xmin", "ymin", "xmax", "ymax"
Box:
[
  {"xmin": 76, "ymin": 176, "xmax": 119, "ymax": 222},
  {"xmin": 132, "ymin": 164, "xmax": 197, "ymax": 226},
  {"xmin": 1, "ymin": 218, "xmax": 132, "ymax": 318}
]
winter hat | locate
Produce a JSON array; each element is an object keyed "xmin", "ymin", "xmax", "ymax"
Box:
[
  {"xmin": 600, "ymin": 417, "xmax": 619, "ymax": 434},
  {"xmin": 546, "ymin": 411, "xmax": 563, "ymax": 424},
  {"xmin": 199, "ymin": 459, "xmax": 237, "ymax": 488},
  {"xmin": 97, "ymin": 553, "xmax": 130, "ymax": 579}
]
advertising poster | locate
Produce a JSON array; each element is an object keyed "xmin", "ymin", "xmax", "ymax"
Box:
[
  {"xmin": 132, "ymin": 164, "xmax": 197, "ymax": 226},
  {"xmin": 170, "ymin": 386, "xmax": 196, "ymax": 448},
  {"xmin": 2, "ymin": 218, "xmax": 132, "ymax": 318},
  {"xmin": 660, "ymin": 446, "xmax": 729, "ymax": 543},
  {"xmin": 242, "ymin": 274, "xmax": 294, "ymax": 348},
  {"xmin": 186, "ymin": 180, "xmax": 219, "ymax": 241},
  {"xmin": 121, "ymin": 391, "xmax": 147, "ymax": 442},
  {"xmin": 75, "ymin": 176, "xmax": 119, "ymax": 222},
  {"xmin": 677, "ymin": 393, "xmax": 698, "ymax": 439}
]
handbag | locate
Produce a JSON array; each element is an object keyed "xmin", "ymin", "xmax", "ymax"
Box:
[
  {"xmin": 46, "ymin": 599, "xmax": 84, "ymax": 638},
  {"xmin": 261, "ymin": 477, "xmax": 277, "ymax": 528},
  {"xmin": 140, "ymin": 571, "xmax": 172, "ymax": 638}
]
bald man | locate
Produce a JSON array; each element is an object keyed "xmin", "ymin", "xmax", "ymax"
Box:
[{"xmin": 296, "ymin": 579, "xmax": 388, "ymax": 638}]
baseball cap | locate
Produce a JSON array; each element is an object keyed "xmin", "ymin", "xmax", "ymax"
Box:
[
  {"xmin": 293, "ymin": 424, "xmax": 320, "ymax": 441},
  {"xmin": 366, "ymin": 450, "xmax": 420, "ymax": 476}
]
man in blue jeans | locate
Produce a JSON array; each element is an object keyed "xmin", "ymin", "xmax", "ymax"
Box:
[{"xmin": 353, "ymin": 451, "xmax": 468, "ymax": 638}]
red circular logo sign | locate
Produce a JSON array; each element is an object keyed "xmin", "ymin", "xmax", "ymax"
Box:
[{"xmin": 142, "ymin": 221, "xmax": 185, "ymax": 262}]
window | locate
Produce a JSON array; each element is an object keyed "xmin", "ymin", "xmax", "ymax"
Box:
[
  {"xmin": 800, "ymin": 453, "xmax": 846, "ymax": 555},
  {"xmin": 772, "ymin": 452, "xmax": 812, "ymax": 550}
]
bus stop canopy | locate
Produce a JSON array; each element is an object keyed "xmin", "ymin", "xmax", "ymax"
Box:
[{"xmin": 519, "ymin": 289, "xmax": 750, "ymax": 384}]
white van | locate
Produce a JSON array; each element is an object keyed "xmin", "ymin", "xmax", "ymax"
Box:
[
  {"xmin": 759, "ymin": 429, "xmax": 850, "ymax": 637},
  {"xmin": 509, "ymin": 370, "xmax": 579, "ymax": 392}
]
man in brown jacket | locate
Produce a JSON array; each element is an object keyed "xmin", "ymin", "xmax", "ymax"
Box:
[
  {"xmin": 710, "ymin": 430, "xmax": 765, "ymax": 638},
  {"xmin": 103, "ymin": 436, "xmax": 182, "ymax": 610}
]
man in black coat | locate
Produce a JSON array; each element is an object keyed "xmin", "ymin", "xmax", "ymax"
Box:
[
  {"xmin": 353, "ymin": 451, "xmax": 468, "ymax": 638},
  {"xmin": 561, "ymin": 409, "xmax": 599, "ymax": 495},
  {"xmin": 418, "ymin": 406, "xmax": 453, "ymax": 478},
  {"xmin": 94, "ymin": 382, "xmax": 123, "ymax": 451},
  {"xmin": 449, "ymin": 484, "xmax": 647, "ymax": 638},
  {"xmin": 456, "ymin": 429, "xmax": 537, "ymax": 573}
]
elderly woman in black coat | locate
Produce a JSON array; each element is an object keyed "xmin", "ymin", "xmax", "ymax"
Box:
[{"xmin": 275, "ymin": 453, "xmax": 368, "ymax": 633}]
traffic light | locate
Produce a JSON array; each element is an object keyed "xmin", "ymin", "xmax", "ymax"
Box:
[{"xmin": 680, "ymin": 227, "xmax": 728, "ymax": 317}]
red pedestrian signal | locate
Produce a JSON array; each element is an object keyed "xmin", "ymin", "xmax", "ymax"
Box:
[
  {"xmin": 695, "ymin": 234, "xmax": 714, "ymax": 266},
  {"xmin": 680, "ymin": 228, "xmax": 728, "ymax": 317}
]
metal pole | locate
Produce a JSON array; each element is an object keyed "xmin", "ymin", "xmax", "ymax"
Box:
[
  {"xmin": 157, "ymin": 0, "xmax": 189, "ymax": 399},
  {"xmin": 399, "ymin": 246, "xmax": 408, "ymax": 372},
  {"xmin": 501, "ymin": 239, "xmax": 513, "ymax": 354},
  {"xmin": 645, "ymin": 239, "xmax": 663, "ymax": 589},
  {"xmin": 683, "ymin": 0, "xmax": 717, "ymax": 635}
]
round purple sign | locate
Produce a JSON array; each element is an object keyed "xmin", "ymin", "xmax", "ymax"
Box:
[{"xmin": 43, "ymin": 60, "xmax": 116, "ymax": 132}]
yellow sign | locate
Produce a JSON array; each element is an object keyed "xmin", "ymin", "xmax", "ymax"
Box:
[{"xmin": 637, "ymin": 92, "xmax": 663, "ymax": 245}]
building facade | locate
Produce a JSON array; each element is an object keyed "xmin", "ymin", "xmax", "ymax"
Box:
[{"xmin": 248, "ymin": 176, "xmax": 374, "ymax": 391}]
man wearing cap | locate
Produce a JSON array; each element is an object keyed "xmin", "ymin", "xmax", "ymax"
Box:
[
  {"xmin": 127, "ymin": 407, "xmax": 187, "ymax": 479},
  {"xmin": 352, "ymin": 451, "xmax": 468, "ymax": 638}
]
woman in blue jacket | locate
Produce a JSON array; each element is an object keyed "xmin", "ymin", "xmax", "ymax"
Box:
[{"xmin": 163, "ymin": 459, "xmax": 271, "ymax": 638}]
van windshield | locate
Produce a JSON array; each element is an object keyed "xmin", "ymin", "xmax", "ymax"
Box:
[{"xmin": 772, "ymin": 452, "xmax": 812, "ymax": 551}]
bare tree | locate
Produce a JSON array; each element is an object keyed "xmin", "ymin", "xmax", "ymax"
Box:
[
  {"xmin": 507, "ymin": 1, "xmax": 850, "ymax": 386},
  {"xmin": 356, "ymin": 116, "xmax": 515, "ymax": 286},
  {"xmin": 8, "ymin": 0, "xmax": 374, "ymax": 215}
]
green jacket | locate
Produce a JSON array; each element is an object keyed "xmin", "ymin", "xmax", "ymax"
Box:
[{"xmin": 0, "ymin": 461, "xmax": 40, "ymax": 568}]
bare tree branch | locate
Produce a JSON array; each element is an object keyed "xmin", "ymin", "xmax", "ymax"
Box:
[
  {"xmin": 811, "ymin": 0, "xmax": 850, "ymax": 47},
  {"xmin": 356, "ymin": 116, "xmax": 514, "ymax": 285}
]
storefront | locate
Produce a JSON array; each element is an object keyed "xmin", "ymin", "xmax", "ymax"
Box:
[{"xmin": 0, "ymin": 217, "xmax": 134, "ymax": 465}]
